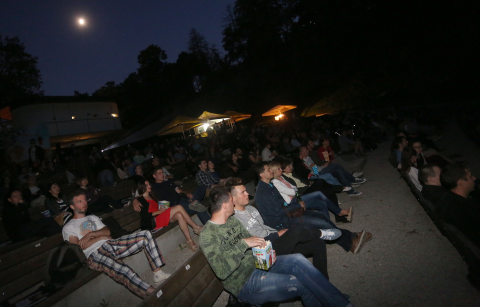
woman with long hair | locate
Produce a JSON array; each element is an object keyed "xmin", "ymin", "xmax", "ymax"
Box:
[
  {"xmin": 400, "ymin": 146, "xmax": 422, "ymax": 191},
  {"xmin": 134, "ymin": 179, "xmax": 203, "ymax": 251}
]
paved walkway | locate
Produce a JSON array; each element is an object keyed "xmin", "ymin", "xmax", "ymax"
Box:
[
  {"xmin": 213, "ymin": 121, "xmax": 480, "ymax": 307},
  {"xmin": 328, "ymin": 122, "xmax": 480, "ymax": 306}
]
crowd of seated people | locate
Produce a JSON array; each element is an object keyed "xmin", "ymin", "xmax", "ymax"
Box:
[{"xmin": 6, "ymin": 109, "xmax": 460, "ymax": 305}]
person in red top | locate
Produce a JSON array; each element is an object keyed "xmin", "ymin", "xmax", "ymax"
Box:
[
  {"xmin": 317, "ymin": 138, "xmax": 335, "ymax": 162},
  {"xmin": 134, "ymin": 180, "xmax": 203, "ymax": 251}
]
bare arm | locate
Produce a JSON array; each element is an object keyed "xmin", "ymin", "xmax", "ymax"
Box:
[{"xmin": 77, "ymin": 226, "xmax": 111, "ymax": 250}]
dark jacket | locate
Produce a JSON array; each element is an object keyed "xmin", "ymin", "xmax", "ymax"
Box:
[
  {"xmin": 2, "ymin": 202, "xmax": 31, "ymax": 242},
  {"xmin": 438, "ymin": 191, "xmax": 480, "ymax": 247},
  {"xmin": 255, "ymin": 181, "xmax": 301, "ymax": 230},
  {"xmin": 421, "ymin": 185, "xmax": 449, "ymax": 214},
  {"xmin": 138, "ymin": 196, "xmax": 155, "ymax": 231}
]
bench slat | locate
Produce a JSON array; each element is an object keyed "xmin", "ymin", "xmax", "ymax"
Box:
[
  {"xmin": 0, "ymin": 251, "xmax": 49, "ymax": 287},
  {"xmin": 117, "ymin": 212, "xmax": 141, "ymax": 228},
  {"xmin": 167, "ymin": 264, "xmax": 217, "ymax": 307},
  {"xmin": 0, "ymin": 265, "xmax": 45, "ymax": 303},
  {"xmin": 0, "ymin": 234, "xmax": 63, "ymax": 271},
  {"xmin": 190, "ymin": 277, "xmax": 223, "ymax": 307},
  {"xmin": 123, "ymin": 219, "xmax": 142, "ymax": 233},
  {"xmin": 141, "ymin": 250, "xmax": 208, "ymax": 307},
  {"xmin": 36, "ymin": 269, "xmax": 102, "ymax": 307}
]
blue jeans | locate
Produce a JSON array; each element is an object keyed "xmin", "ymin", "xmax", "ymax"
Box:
[
  {"xmin": 320, "ymin": 163, "xmax": 355, "ymax": 187},
  {"xmin": 291, "ymin": 211, "xmax": 353, "ymax": 252},
  {"xmin": 177, "ymin": 198, "xmax": 210, "ymax": 224},
  {"xmin": 310, "ymin": 173, "xmax": 341, "ymax": 186},
  {"xmin": 237, "ymin": 254, "xmax": 351, "ymax": 307},
  {"xmin": 192, "ymin": 185, "xmax": 207, "ymax": 202},
  {"xmin": 301, "ymin": 191, "xmax": 341, "ymax": 216}
]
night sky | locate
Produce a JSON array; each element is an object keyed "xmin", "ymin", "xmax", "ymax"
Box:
[{"xmin": 0, "ymin": 1, "xmax": 235, "ymax": 96}]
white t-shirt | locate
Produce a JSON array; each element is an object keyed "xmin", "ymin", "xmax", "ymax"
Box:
[
  {"xmin": 262, "ymin": 148, "xmax": 272, "ymax": 162},
  {"xmin": 62, "ymin": 215, "xmax": 108, "ymax": 258}
]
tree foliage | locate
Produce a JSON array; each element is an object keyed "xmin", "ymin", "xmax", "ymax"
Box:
[{"xmin": 0, "ymin": 36, "xmax": 43, "ymax": 108}]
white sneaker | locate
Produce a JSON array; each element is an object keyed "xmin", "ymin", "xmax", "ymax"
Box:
[
  {"xmin": 153, "ymin": 270, "xmax": 171, "ymax": 286},
  {"xmin": 342, "ymin": 186, "xmax": 352, "ymax": 192}
]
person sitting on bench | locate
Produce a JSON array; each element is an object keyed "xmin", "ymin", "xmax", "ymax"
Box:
[
  {"xmin": 62, "ymin": 190, "xmax": 170, "ymax": 299},
  {"xmin": 199, "ymin": 186, "xmax": 353, "ymax": 307},
  {"xmin": 3, "ymin": 189, "xmax": 61, "ymax": 242},
  {"xmin": 225, "ymin": 177, "xmax": 330, "ymax": 279},
  {"xmin": 76, "ymin": 176, "xmax": 123, "ymax": 214}
]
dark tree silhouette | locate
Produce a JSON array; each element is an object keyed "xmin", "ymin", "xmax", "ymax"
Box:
[{"xmin": 0, "ymin": 36, "xmax": 43, "ymax": 108}]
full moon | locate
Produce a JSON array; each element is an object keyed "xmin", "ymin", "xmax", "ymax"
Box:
[{"xmin": 78, "ymin": 18, "xmax": 85, "ymax": 25}]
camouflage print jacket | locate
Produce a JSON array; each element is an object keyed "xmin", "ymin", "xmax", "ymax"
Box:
[{"xmin": 199, "ymin": 217, "xmax": 255, "ymax": 296}]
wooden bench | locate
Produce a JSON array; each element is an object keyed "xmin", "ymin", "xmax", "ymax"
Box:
[
  {"xmin": 140, "ymin": 250, "xmax": 223, "ymax": 307},
  {"xmin": 0, "ymin": 172, "xmax": 251, "ymax": 306},
  {"xmin": 0, "ymin": 205, "xmax": 141, "ymax": 306},
  {"xmin": 0, "ymin": 198, "xmax": 209, "ymax": 306}
]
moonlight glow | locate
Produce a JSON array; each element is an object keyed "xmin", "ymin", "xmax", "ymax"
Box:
[{"xmin": 78, "ymin": 18, "xmax": 85, "ymax": 26}]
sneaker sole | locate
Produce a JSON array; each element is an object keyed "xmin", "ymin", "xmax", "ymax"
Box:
[
  {"xmin": 353, "ymin": 231, "xmax": 366, "ymax": 254},
  {"xmin": 348, "ymin": 192, "xmax": 363, "ymax": 197}
]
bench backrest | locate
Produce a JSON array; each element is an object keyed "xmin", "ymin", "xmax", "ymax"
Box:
[{"xmin": 140, "ymin": 250, "xmax": 223, "ymax": 307}]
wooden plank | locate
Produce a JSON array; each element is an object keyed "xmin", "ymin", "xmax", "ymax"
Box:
[
  {"xmin": 0, "ymin": 265, "xmax": 45, "ymax": 303},
  {"xmin": 0, "ymin": 234, "xmax": 63, "ymax": 271},
  {"xmin": 112, "ymin": 205, "xmax": 135, "ymax": 220},
  {"xmin": 0, "ymin": 251, "xmax": 49, "ymax": 287},
  {"xmin": 123, "ymin": 219, "xmax": 142, "ymax": 232},
  {"xmin": 0, "ymin": 236, "xmax": 41, "ymax": 256},
  {"xmin": 141, "ymin": 251, "xmax": 208, "ymax": 307},
  {"xmin": 190, "ymin": 276, "xmax": 223, "ymax": 307},
  {"xmin": 117, "ymin": 212, "xmax": 141, "ymax": 228},
  {"xmin": 36, "ymin": 269, "xmax": 102, "ymax": 307},
  {"xmin": 167, "ymin": 264, "xmax": 216, "ymax": 307}
]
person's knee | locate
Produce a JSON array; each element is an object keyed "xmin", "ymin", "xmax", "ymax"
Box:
[{"xmin": 174, "ymin": 211, "xmax": 184, "ymax": 220}]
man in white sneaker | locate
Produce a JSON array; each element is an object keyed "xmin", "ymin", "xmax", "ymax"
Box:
[{"xmin": 62, "ymin": 190, "xmax": 170, "ymax": 298}]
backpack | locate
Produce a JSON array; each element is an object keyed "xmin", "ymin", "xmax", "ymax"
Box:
[{"xmin": 44, "ymin": 243, "xmax": 87, "ymax": 290}]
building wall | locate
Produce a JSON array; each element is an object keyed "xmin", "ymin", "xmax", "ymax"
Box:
[{"xmin": 12, "ymin": 102, "xmax": 121, "ymax": 137}]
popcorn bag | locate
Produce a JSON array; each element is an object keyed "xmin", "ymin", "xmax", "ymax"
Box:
[
  {"xmin": 158, "ymin": 200, "xmax": 170, "ymax": 209},
  {"xmin": 252, "ymin": 240, "xmax": 274, "ymax": 270}
]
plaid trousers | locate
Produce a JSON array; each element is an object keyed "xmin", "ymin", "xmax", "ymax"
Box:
[{"xmin": 87, "ymin": 230, "xmax": 165, "ymax": 298}]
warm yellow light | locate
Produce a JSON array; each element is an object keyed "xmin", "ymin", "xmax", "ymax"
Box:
[
  {"xmin": 275, "ymin": 116, "xmax": 280, "ymax": 121},
  {"xmin": 202, "ymin": 123, "xmax": 210, "ymax": 130},
  {"xmin": 111, "ymin": 113, "xmax": 118, "ymax": 117},
  {"xmin": 78, "ymin": 18, "xmax": 85, "ymax": 25},
  {"xmin": 72, "ymin": 116, "xmax": 75, "ymax": 119}
]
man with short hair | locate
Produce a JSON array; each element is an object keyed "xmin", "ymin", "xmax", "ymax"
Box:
[
  {"xmin": 438, "ymin": 164, "xmax": 480, "ymax": 246},
  {"xmin": 137, "ymin": 167, "xmax": 210, "ymax": 224},
  {"xmin": 196, "ymin": 159, "xmax": 220, "ymax": 189},
  {"xmin": 62, "ymin": 190, "xmax": 170, "ymax": 298},
  {"xmin": 418, "ymin": 164, "xmax": 448, "ymax": 210},
  {"xmin": 226, "ymin": 178, "xmax": 329, "ymax": 278},
  {"xmin": 254, "ymin": 162, "xmax": 372, "ymax": 254},
  {"xmin": 199, "ymin": 186, "xmax": 353, "ymax": 307}
]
